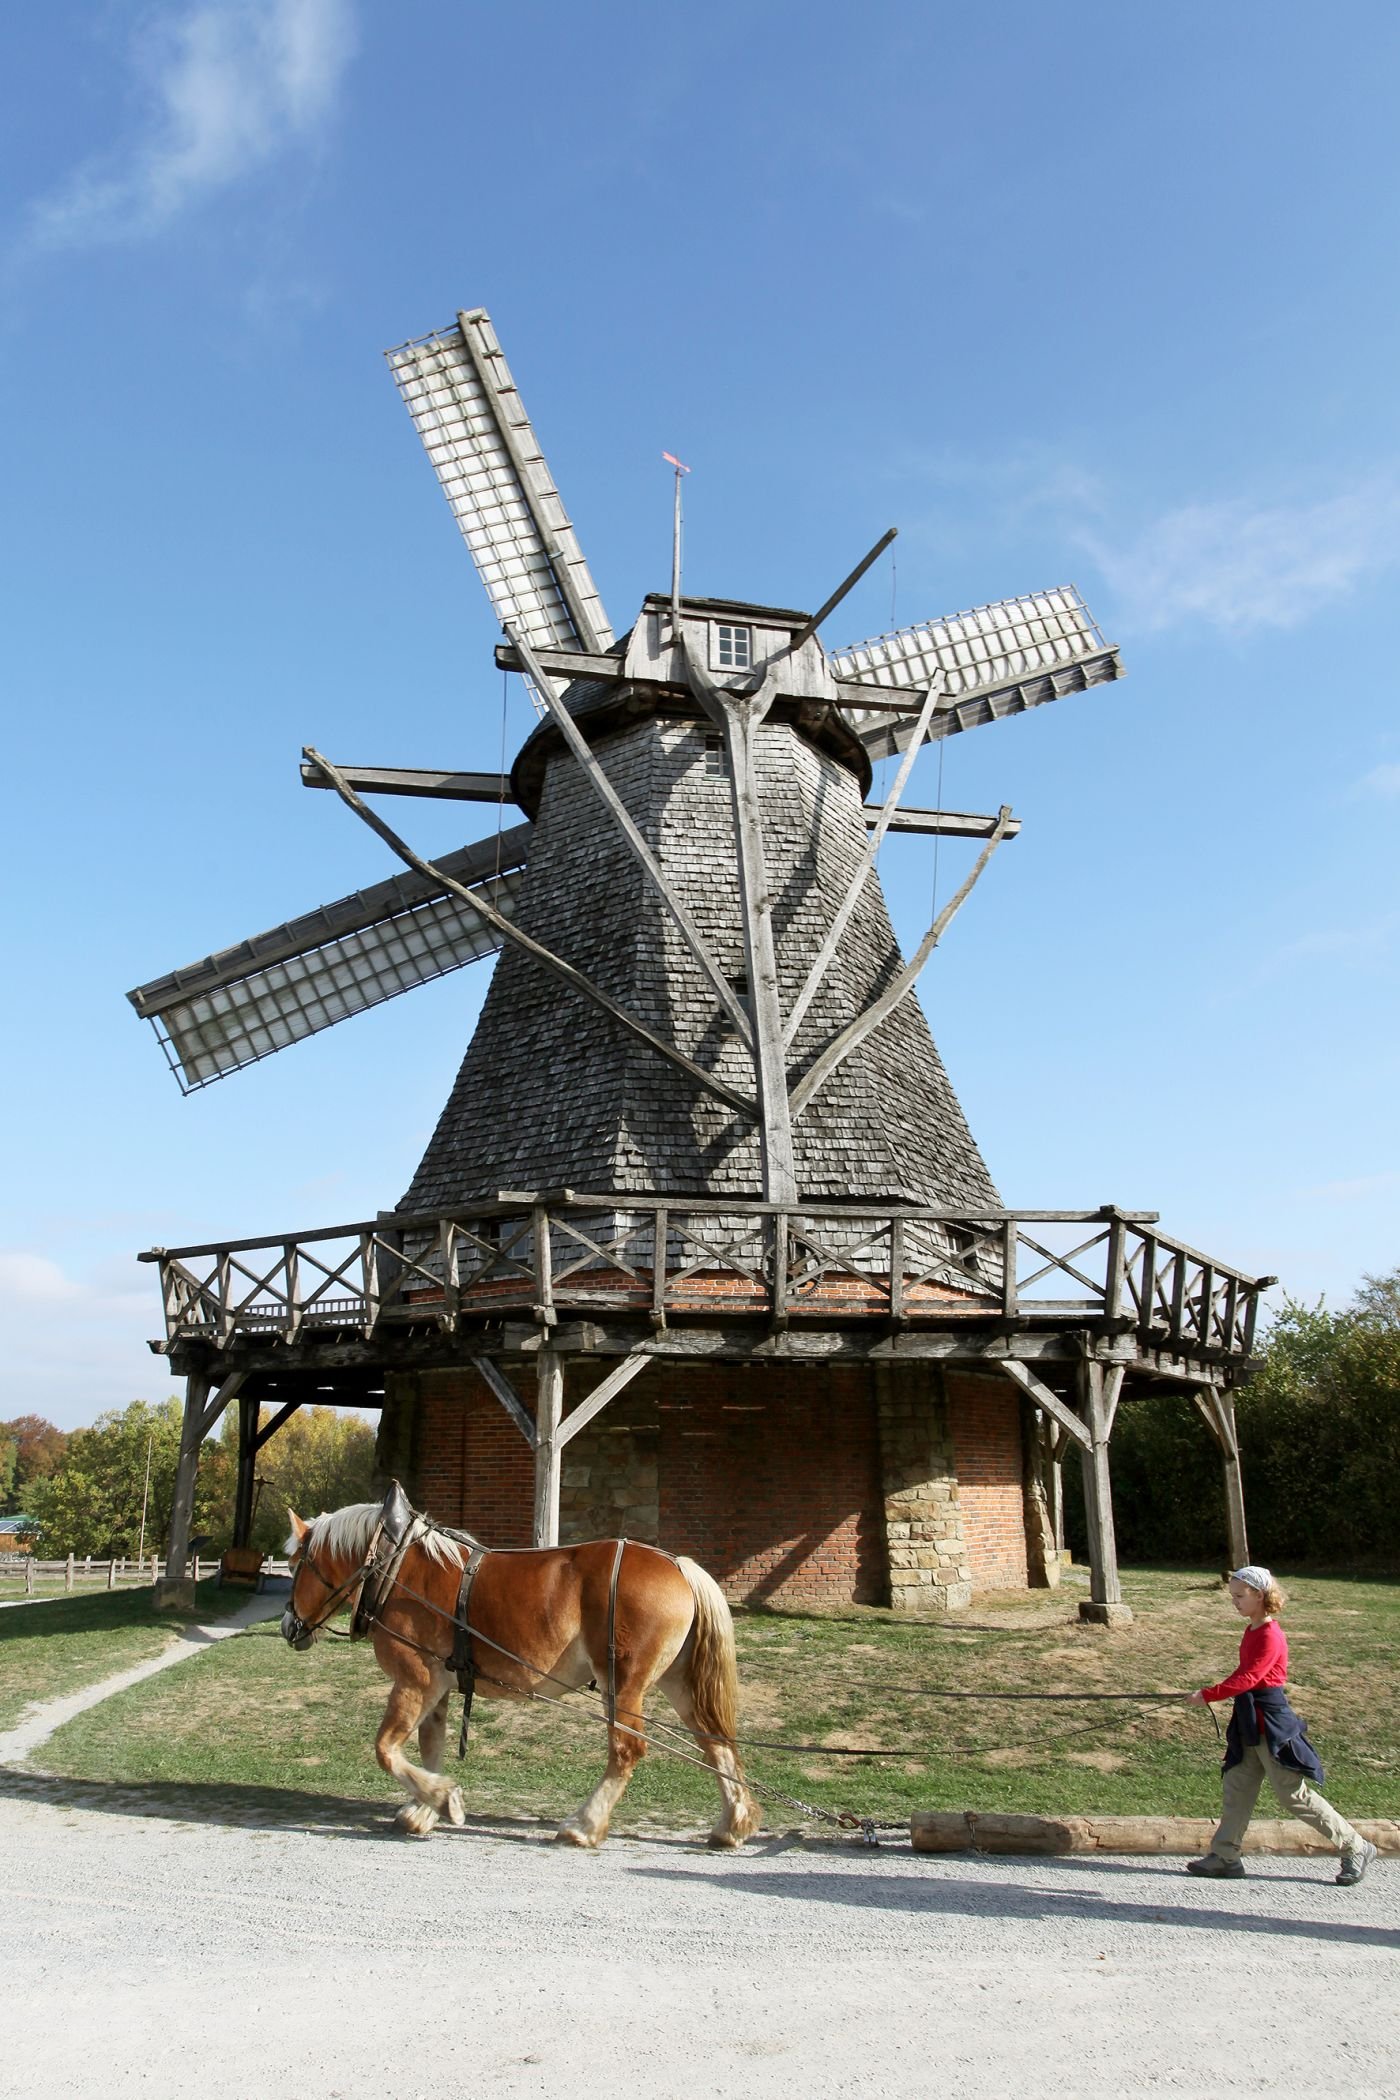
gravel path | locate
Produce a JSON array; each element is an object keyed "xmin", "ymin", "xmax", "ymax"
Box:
[{"xmin": 1, "ymin": 1774, "xmax": 1395, "ymax": 2099}]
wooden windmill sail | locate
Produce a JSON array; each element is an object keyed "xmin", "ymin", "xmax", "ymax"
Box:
[{"xmin": 129, "ymin": 308, "xmax": 1124, "ymax": 1232}]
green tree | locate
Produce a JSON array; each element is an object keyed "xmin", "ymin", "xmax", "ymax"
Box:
[
  {"xmin": 26, "ymin": 1399, "xmax": 233, "ymax": 1559},
  {"xmin": 1080, "ymin": 1266, "xmax": 1400, "ymax": 1569},
  {"xmin": 0, "ymin": 1415, "xmax": 68, "ymax": 1513},
  {"xmin": 218, "ymin": 1405, "xmax": 378, "ymax": 1553}
]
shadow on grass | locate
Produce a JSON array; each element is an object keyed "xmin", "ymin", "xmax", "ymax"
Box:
[
  {"xmin": 625, "ymin": 1861, "xmax": 1400, "ymax": 1949},
  {"xmin": 0, "ymin": 1584, "xmax": 247, "ymax": 1643}
]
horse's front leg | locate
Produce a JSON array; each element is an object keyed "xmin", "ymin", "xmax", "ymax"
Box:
[
  {"xmin": 375, "ymin": 1669, "xmax": 463, "ymax": 1838},
  {"xmin": 418, "ymin": 1690, "xmax": 466, "ymax": 1828}
]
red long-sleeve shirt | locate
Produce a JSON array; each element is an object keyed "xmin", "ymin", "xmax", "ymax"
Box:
[{"xmin": 1199, "ymin": 1618, "xmax": 1288, "ymax": 1702}]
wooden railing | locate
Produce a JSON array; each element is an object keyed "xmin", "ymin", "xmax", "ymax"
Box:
[{"xmin": 141, "ymin": 1197, "xmax": 1275, "ymax": 1364}]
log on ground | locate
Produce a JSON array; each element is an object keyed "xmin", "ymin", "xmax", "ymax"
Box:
[{"xmin": 910, "ymin": 1812, "xmax": 1400, "ymax": 1856}]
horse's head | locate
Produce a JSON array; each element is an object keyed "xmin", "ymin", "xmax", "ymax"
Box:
[{"xmin": 281, "ymin": 1509, "xmax": 346, "ymax": 1651}]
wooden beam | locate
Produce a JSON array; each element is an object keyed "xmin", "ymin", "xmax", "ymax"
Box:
[
  {"xmin": 556, "ymin": 1351, "xmax": 651, "ymax": 1448},
  {"xmin": 998, "ymin": 1360, "xmax": 1091, "ymax": 1450},
  {"xmin": 785, "ymin": 676, "xmax": 945, "ymax": 1049},
  {"xmin": 304, "ymin": 746, "xmax": 757, "ymax": 1121},
  {"xmin": 251, "ymin": 1398, "xmax": 300, "ymax": 1451},
  {"xmin": 867, "ymin": 807, "xmax": 1022, "ymax": 839},
  {"xmin": 456, "ymin": 310, "xmax": 610, "ymax": 656},
  {"xmin": 679, "ymin": 644, "xmax": 799, "ymax": 1204},
  {"xmin": 533, "ymin": 1349, "xmax": 564, "ymax": 1547},
  {"xmin": 301, "ymin": 762, "xmax": 517, "ymax": 804},
  {"xmin": 789, "ymin": 808, "xmax": 1014, "ymax": 1120},
  {"xmin": 509, "ymin": 629, "xmax": 754, "ymax": 1046},
  {"xmin": 471, "ymin": 1356, "xmax": 537, "ymax": 1447},
  {"xmin": 787, "ymin": 527, "xmax": 898, "ymax": 652}
]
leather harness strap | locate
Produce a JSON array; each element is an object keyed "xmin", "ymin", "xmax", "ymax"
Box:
[
  {"xmin": 450, "ymin": 1542, "xmax": 489, "ymax": 1759},
  {"xmin": 606, "ymin": 1538, "xmax": 627, "ymax": 1729}
]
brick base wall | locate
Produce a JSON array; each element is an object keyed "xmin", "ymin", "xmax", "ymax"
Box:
[
  {"xmin": 656, "ymin": 1361, "xmax": 885, "ymax": 1605},
  {"xmin": 380, "ymin": 1356, "xmax": 1032, "ymax": 1605},
  {"xmin": 948, "ymin": 1371, "xmax": 1028, "ymax": 1589}
]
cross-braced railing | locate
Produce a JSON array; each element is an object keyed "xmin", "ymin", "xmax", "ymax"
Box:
[{"xmin": 142, "ymin": 1197, "xmax": 1275, "ymax": 1365}]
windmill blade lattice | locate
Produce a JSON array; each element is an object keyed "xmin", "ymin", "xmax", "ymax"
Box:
[
  {"xmin": 831, "ymin": 585, "xmax": 1121, "ymax": 760},
  {"xmin": 129, "ymin": 828, "xmax": 529, "ymax": 1091},
  {"xmin": 386, "ymin": 311, "xmax": 613, "ymax": 703}
]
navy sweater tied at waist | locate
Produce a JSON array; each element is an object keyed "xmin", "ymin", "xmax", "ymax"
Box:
[{"xmin": 1224, "ymin": 1684, "xmax": 1326, "ymax": 1786}]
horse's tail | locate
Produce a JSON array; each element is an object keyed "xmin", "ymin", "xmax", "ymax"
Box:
[{"xmin": 676, "ymin": 1556, "xmax": 741, "ymax": 1748}]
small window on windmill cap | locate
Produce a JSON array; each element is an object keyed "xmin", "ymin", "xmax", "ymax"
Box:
[{"xmin": 711, "ymin": 622, "xmax": 752, "ymax": 671}]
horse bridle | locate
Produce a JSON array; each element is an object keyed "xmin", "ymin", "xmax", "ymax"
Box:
[{"xmin": 281, "ymin": 1533, "xmax": 382, "ymax": 1651}]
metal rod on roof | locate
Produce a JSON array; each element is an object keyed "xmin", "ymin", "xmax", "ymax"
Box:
[
  {"xmin": 664, "ymin": 453, "xmax": 690, "ymax": 630},
  {"xmin": 789, "ymin": 527, "xmax": 898, "ymax": 654}
]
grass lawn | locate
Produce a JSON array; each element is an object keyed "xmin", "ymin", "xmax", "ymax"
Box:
[
  {"xmin": 0, "ymin": 1581, "xmax": 248, "ymax": 1733},
  {"xmin": 26, "ymin": 1567, "xmax": 1400, "ymax": 1830}
]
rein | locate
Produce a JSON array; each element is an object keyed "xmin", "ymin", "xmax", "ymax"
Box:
[{"xmin": 287, "ymin": 1501, "xmax": 1220, "ymax": 1839}]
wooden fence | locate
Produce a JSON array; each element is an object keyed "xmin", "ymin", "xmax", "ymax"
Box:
[{"xmin": 0, "ymin": 1554, "xmax": 290, "ymax": 1596}]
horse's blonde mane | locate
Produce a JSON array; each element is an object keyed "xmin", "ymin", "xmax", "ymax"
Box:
[{"xmin": 293, "ymin": 1503, "xmax": 464, "ymax": 1568}]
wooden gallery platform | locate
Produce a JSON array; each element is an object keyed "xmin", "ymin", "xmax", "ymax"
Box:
[{"xmin": 144, "ymin": 1194, "xmax": 1272, "ymax": 1621}]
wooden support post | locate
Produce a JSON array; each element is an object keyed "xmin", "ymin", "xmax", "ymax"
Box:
[
  {"xmin": 65, "ymin": 1552, "xmax": 74, "ymax": 1592},
  {"xmin": 26, "ymin": 1557, "xmax": 35, "ymax": 1596},
  {"xmin": 233, "ymin": 1392, "xmax": 259, "ymax": 1548},
  {"xmin": 106, "ymin": 1558, "xmax": 116, "ymax": 1592},
  {"xmin": 155, "ymin": 1370, "xmax": 241, "ymax": 1611},
  {"xmin": 1194, "ymin": 1385, "xmax": 1249, "ymax": 1571},
  {"xmin": 1076, "ymin": 1361, "xmax": 1131, "ymax": 1626},
  {"xmin": 1215, "ymin": 1391, "xmax": 1249, "ymax": 1571},
  {"xmin": 533, "ymin": 1348, "xmax": 564, "ymax": 1548}
]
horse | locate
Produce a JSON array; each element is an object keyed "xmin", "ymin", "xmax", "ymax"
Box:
[{"xmin": 281, "ymin": 1483, "xmax": 761, "ymax": 1849}]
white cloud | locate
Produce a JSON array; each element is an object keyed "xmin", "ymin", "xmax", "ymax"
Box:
[
  {"xmin": 1359, "ymin": 761, "xmax": 1400, "ymax": 798},
  {"xmin": 897, "ymin": 448, "xmax": 1400, "ymax": 640},
  {"xmin": 22, "ymin": 0, "xmax": 355, "ymax": 251},
  {"xmin": 0, "ymin": 1250, "xmax": 165, "ymax": 1427},
  {"xmin": 1302, "ymin": 1170, "xmax": 1400, "ymax": 1205},
  {"xmin": 1073, "ymin": 480, "xmax": 1400, "ymax": 636}
]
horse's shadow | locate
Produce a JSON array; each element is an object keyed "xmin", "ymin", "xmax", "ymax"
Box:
[{"xmin": 0, "ymin": 1764, "xmax": 753, "ymax": 1852}]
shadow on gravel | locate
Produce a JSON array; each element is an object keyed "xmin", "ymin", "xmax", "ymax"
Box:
[
  {"xmin": 628, "ymin": 1864, "xmax": 1400, "ymax": 1949},
  {"xmin": 0, "ymin": 1766, "xmax": 725, "ymax": 1853}
]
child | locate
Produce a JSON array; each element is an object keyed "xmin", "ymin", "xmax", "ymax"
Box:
[{"xmin": 1185, "ymin": 1564, "xmax": 1376, "ymax": 1884}]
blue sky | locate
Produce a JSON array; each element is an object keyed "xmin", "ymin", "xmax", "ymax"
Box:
[{"xmin": 2, "ymin": 0, "xmax": 1397, "ymax": 1428}]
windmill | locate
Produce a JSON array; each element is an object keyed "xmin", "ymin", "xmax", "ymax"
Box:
[
  {"xmin": 129, "ymin": 308, "xmax": 1123, "ymax": 1222},
  {"xmin": 138, "ymin": 309, "xmax": 1270, "ymax": 1631}
]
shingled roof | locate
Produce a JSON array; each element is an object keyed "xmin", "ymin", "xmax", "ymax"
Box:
[{"xmin": 400, "ymin": 702, "xmax": 998, "ymax": 1214}]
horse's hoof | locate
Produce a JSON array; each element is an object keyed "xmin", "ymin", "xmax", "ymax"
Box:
[
  {"xmin": 445, "ymin": 1787, "xmax": 466, "ymax": 1827},
  {"xmin": 395, "ymin": 1803, "xmax": 440, "ymax": 1839},
  {"xmin": 555, "ymin": 1822, "xmax": 601, "ymax": 1849}
]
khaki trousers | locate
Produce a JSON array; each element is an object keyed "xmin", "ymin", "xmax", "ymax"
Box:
[{"xmin": 1213, "ymin": 1742, "xmax": 1360, "ymax": 1863}]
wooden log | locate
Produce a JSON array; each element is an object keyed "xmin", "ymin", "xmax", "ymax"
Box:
[{"xmin": 911, "ymin": 1812, "xmax": 1400, "ymax": 1857}]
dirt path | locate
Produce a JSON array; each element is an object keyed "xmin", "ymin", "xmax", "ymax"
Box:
[
  {"xmin": 0, "ymin": 1592, "xmax": 282, "ymax": 1764},
  {"xmin": 0, "ymin": 1778, "xmax": 1394, "ymax": 2099}
]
